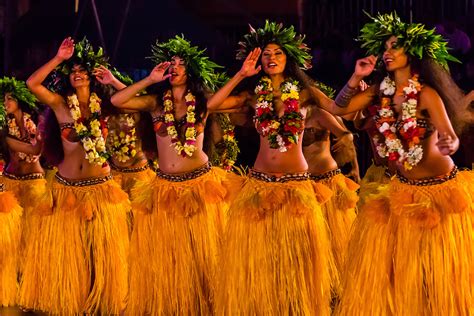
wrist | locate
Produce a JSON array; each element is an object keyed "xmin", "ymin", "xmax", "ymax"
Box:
[{"xmin": 52, "ymin": 55, "xmax": 65, "ymax": 64}]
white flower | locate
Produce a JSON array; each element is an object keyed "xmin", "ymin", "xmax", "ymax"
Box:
[
  {"xmin": 380, "ymin": 76, "xmax": 396, "ymax": 96},
  {"xmin": 379, "ymin": 122, "xmax": 391, "ymax": 133}
]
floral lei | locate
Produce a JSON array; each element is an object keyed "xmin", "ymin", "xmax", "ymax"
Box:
[
  {"xmin": 67, "ymin": 93, "xmax": 109, "ymax": 166},
  {"xmin": 7, "ymin": 112, "xmax": 39, "ymax": 163},
  {"xmin": 107, "ymin": 114, "xmax": 137, "ymax": 163},
  {"xmin": 211, "ymin": 113, "xmax": 239, "ymax": 171},
  {"xmin": 163, "ymin": 90, "xmax": 197, "ymax": 157},
  {"xmin": 373, "ymin": 74, "xmax": 423, "ymax": 170},
  {"xmin": 254, "ymin": 76, "xmax": 304, "ymax": 152}
]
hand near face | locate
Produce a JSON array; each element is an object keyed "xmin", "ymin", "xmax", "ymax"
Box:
[
  {"xmin": 56, "ymin": 37, "xmax": 75, "ymax": 61},
  {"xmin": 238, "ymin": 48, "xmax": 262, "ymax": 78},
  {"xmin": 148, "ymin": 62, "xmax": 172, "ymax": 83},
  {"xmin": 93, "ymin": 66, "xmax": 116, "ymax": 85},
  {"xmin": 354, "ymin": 55, "xmax": 377, "ymax": 78}
]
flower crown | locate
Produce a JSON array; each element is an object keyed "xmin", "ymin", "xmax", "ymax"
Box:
[
  {"xmin": 149, "ymin": 35, "xmax": 223, "ymax": 91},
  {"xmin": 358, "ymin": 11, "xmax": 460, "ymax": 69},
  {"xmin": 0, "ymin": 77, "xmax": 38, "ymax": 128},
  {"xmin": 236, "ymin": 20, "xmax": 312, "ymax": 70}
]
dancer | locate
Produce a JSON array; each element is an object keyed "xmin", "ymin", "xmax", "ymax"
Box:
[
  {"xmin": 111, "ymin": 35, "xmax": 227, "ymax": 315},
  {"xmin": 19, "ymin": 38, "xmax": 130, "ymax": 315},
  {"xmin": 208, "ymin": 21, "xmax": 334, "ymax": 315},
  {"xmin": 320, "ymin": 12, "xmax": 474, "ymax": 315}
]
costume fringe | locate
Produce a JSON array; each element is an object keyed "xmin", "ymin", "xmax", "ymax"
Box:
[
  {"xmin": 358, "ymin": 163, "xmax": 391, "ymax": 208},
  {"xmin": 18, "ymin": 178, "xmax": 130, "ymax": 315},
  {"xmin": 317, "ymin": 173, "xmax": 359, "ymax": 294},
  {"xmin": 128, "ymin": 167, "xmax": 227, "ymax": 315},
  {"xmin": 0, "ymin": 191, "xmax": 22, "ymax": 307},
  {"xmin": 337, "ymin": 170, "xmax": 474, "ymax": 316},
  {"xmin": 216, "ymin": 176, "xmax": 334, "ymax": 315},
  {"xmin": 111, "ymin": 167, "xmax": 155, "ymax": 196},
  {"xmin": 0, "ymin": 176, "xmax": 52, "ymax": 272}
]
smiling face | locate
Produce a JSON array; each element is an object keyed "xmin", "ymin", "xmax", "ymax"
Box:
[
  {"xmin": 383, "ymin": 35, "xmax": 409, "ymax": 72},
  {"xmin": 69, "ymin": 64, "xmax": 91, "ymax": 88},
  {"xmin": 168, "ymin": 56, "xmax": 188, "ymax": 86},
  {"xmin": 4, "ymin": 93, "xmax": 20, "ymax": 115},
  {"xmin": 261, "ymin": 43, "xmax": 287, "ymax": 76}
]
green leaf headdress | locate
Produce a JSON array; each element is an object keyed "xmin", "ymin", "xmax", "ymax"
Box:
[
  {"xmin": 149, "ymin": 35, "xmax": 223, "ymax": 91},
  {"xmin": 57, "ymin": 37, "xmax": 109, "ymax": 75},
  {"xmin": 236, "ymin": 20, "xmax": 312, "ymax": 70},
  {"xmin": 0, "ymin": 77, "xmax": 38, "ymax": 128},
  {"xmin": 358, "ymin": 11, "xmax": 460, "ymax": 69}
]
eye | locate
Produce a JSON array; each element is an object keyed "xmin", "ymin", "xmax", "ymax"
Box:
[
  {"xmin": 392, "ymin": 41, "xmax": 399, "ymax": 49},
  {"xmin": 275, "ymin": 51, "xmax": 283, "ymax": 55}
]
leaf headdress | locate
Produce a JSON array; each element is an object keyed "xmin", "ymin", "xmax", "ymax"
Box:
[
  {"xmin": 236, "ymin": 20, "xmax": 312, "ymax": 70},
  {"xmin": 0, "ymin": 77, "xmax": 38, "ymax": 128},
  {"xmin": 359, "ymin": 12, "xmax": 460, "ymax": 69},
  {"xmin": 149, "ymin": 35, "xmax": 223, "ymax": 91}
]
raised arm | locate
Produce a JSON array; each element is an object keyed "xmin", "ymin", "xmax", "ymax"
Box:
[
  {"xmin": 207, "ymin": 48, "xmax": 261, "ymax": 112},
  {"xmin": 93, "ymin": 65, "xmax": 127, "ymax": 90},
  {"xmin": 26, "ymin": 37, "xmax": 75, "ymax": 109},
  {"xmin": 317, "ymin": 56, "xmax": 378, "ymax": 115},
  {"xmin": 111, "ymin": 62, "xmax": 171, "ymax": 112}
]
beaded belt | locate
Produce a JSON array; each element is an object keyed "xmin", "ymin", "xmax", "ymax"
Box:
[
  {"xmin": 384, "ymin": 167, "xmax": 393, "ymax": 178},
  {"xmin": 0, "ymin": 183, "xmax": 5, "ymax": 192},
  {"xmin": 396, "ymin": 166, "xmax": 458, "ymax": 186},
  {"xmin": 310, "ymin": 169, "xmax": 341, "ymax": 181},
  {"xmin": 2, "ymin": 171, "xmax": 44, "ymax": 180},
  {"xmin": 110, "ymin": 162, "xmax": 149, "ymax": 173},
  {"xmin": 55, "ymin": 173, "xmax": 113, "ymax": 187},
  {"xmin": 155, "ymin": 162, "xmax": 211, "ymax": 182},
  {"xmin": 250, "ymin": 169, "xmax": 310, "ymax": 183}
]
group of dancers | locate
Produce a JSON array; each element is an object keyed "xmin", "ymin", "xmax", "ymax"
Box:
[{"xmin": 0, "ymin": 11, "xmax": 473, "ymax": 315}]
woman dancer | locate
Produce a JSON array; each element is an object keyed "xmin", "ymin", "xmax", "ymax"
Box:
[
  {"xmin": 19, "ymin": 38, "xmax": 130, "ymax": 315},
  {"xmin": 208, "ymin": 21, "xmax": 335, "ymax": 315},
  {"xmin": 320, "ymin": 12, "xmax": 474, "ymax": 315},
  {"xmin": 111, "ymin": 35, "xmax": 227, "ymax": 315}
]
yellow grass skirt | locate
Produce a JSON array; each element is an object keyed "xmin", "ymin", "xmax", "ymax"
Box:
[
  {"xmin": 111, "ymin": 165, "xmax": 155, "ymax": 196},
  {"xmin": 128, "ymin": 167, "xmax": 227, "ymax": 315},
  {"xmin": 18, "ymin": 176, "xmax": 130, "ymax": 315},
  {"xmin": 216, "ymin": 174, "xmax": 334, "ymax": 315},
  {"xmin": 336, "ymin": 170, "xmax": 474, "ymax": 316},
  {"xmin": 358, "ymin": 163, "xmax": 391, "ymax": 208},
  {"xmin": 0, "ymin": 189, "xmax": 22, "ymax": 307},
  {"xmin": 313, "ymin": 171, "xmax": 359, "ymax": 292}
]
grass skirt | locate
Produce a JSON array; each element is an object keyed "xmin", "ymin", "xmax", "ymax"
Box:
[
  {"xmin": 216, "ymin": 174, "xmax": 334, "ymax": 315},
  {"xmin": 18, "ymin": 176, "xmax": 130, "ymax": 315},
  {"xmin": 111, "ymin": 165, "xmax": 155, "ymax": 196},
  {"xmin": 0, "ymin": 189, "xmax": 22, "ymax": 307},
  {"xmin": 128, "ymin": 167, "xmax": 227, "ymax": 315},
  {"xmin": 0, "ymin": 174, "xmax": 52, "ymax": 271},
  {"xmin": 336, "ymin": 170, "xmax": 474, "ymax": 315},
  {"xmin": 358, "ymin": 163, "xmax": 391, "ymax": 208},
  {"xmin": 313, "ymin": 172, "xmax": 359, "ymax": 293}
]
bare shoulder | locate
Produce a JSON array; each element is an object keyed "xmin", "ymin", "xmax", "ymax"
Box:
[{"xmin": 419, "ymin": 85, "xmax": 443, "ymax": 109}]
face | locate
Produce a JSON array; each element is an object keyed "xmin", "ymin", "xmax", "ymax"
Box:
[
  {"xmin": 168, "ymin": 56, "xmax": 188, "ymax": 86},
  {"xmin": 383, "ymin": 35, "xmax": 409, "ymax": 72},
  {"xmin": 261, "ymin": 43, "xmax": 287, "ymax": 75},
  {"xmin": 4, "ymin": 92, "xmax": 20, "ymax": 114},
  {"xmin": 69, "ymin": 64, "xmax": 91, "ymax": 88}
]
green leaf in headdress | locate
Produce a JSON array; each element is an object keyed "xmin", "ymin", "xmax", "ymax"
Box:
[{"xmin": 0, "ymin": 77, "xmax": 38, "ymax": 128}]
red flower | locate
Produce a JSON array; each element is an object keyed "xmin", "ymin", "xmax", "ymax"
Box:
[{"xmin": 388, "ymin": 152, "xmax": 399, "ymax": 161}]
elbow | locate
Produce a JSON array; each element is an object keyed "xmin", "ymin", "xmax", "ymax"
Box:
[{"xmin": 110, "ymin": 94, "xmax": 121, "ymax": 107}]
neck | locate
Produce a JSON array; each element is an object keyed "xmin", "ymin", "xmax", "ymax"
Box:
[
  {"xmin": 75, "ymin": 86, "xmax": 91, "ymax": 104},
  {"xmin": 269, "ymin": 73, "xmax": 285, "ymax": 90},
  {"xmin": 393, "ymin": 66, "xmax": 412, "ymax": 91},
  {"xmin": 171, "ymin": 84, "xmax": 187, "ymax": 102}
]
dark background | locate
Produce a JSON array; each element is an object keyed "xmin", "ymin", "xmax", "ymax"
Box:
[{"xmin": 1, "ymin": 0, "xmax": 473, "ymax": 171}]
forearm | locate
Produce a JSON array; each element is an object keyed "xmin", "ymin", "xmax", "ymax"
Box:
[
  {"xmin": 111, "ymin": 77, "xmax": 154, "ymax": 108},
  {"xmin": 334, "ymin": 74, "xmax": 363, "ymax": 108},
  {"xmin": 207, "ymin": 72, "xmax": 246, "ymax": 110},
  {"xmin": 27, "ymin": 56, "xmax": 63, "ymax": 89}
]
